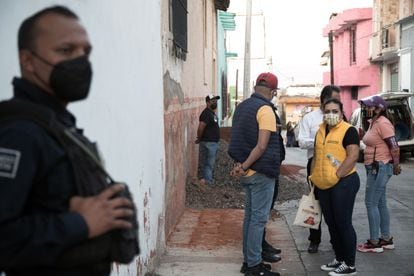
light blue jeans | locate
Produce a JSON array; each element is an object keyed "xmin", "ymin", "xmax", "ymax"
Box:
[
  {"xmin": 365, "ymin": 161, "xmax": 393, "ymax": 241},
  {"xmin": 199, "ymin": 141, "xmax": 219, "ymax": 185},
  {"xmin": 241, "ymin": 172, "xmax": 275, "ymax": 267}
]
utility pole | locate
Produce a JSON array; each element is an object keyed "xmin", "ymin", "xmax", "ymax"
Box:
[
  {"xmin": 267, "ymin": 56, "xmax": 273, "ymax": 71},
  {"xmin": 235, "ymin": 69, "xmax": 239, "ymax": 107},
  {"xmin": 329, "ymin": 30, "xmax": 334, "ymax": 84},
  {"xmin": 243, "ymin": 0, "xmax": 252, "ymax": 99}
]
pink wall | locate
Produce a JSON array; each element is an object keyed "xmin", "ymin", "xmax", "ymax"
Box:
[{"xmin": 323, "ymin": 8, "xmax": 380, "ymax": 119}]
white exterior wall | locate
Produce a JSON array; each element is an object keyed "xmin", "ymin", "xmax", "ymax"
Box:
[
  {"xmin": 0, "ymin": 1, "xmax": 165, "ymax": 275},
  {"xmin": 160, "ymin": 0, "xmax": 217, "ymax": 238}
]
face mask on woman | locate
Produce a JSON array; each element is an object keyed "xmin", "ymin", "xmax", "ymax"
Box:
[
  {"xmin": 362, "ymin": 107, "xmax": 375, "ymax": 119},
  {"xmin": 323, "ymin": 113, "xmax": 341, "ymax": 126}
]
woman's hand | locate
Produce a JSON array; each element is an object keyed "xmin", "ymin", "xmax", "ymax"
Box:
[{"xmin": 393, "ymin": 164, "xmax": 401, "ymax": 175}]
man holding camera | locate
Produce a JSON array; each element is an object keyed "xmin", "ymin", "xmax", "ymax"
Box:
[{"xmin": 0, "ymin": 6, "xmax": 138, "ymax": 275}]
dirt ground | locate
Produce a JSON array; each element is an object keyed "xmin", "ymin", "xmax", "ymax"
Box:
[{"xmin": 186, "ymin": 140, "xmax": 309, "ymax": 209}]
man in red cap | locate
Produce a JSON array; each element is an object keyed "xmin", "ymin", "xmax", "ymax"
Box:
[{"xmin": 228, "ymin": 72, "xmax": 282, "ymax": 276}]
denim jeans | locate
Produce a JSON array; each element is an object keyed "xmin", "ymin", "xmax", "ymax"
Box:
[
  {"xmin": 286, "ymin": 135, "xmax": 294, "ymax": 147},
  {"xmin": 263, "ymin": 176, "xmax": 280, "ymax": 244},
  {"xmin": 199, "ymin": 141, "xmax": 219, "ymax": 184},
  {"xmin": 241, "ymin": 173, "xmax": 275, "ymax": 267},
  {"xmin": 319, "ymin": 172, "xmax": 360, "ymax": 266},
  {"xmin": 365, "ymin": 161, "xmax": 393, "ymax": 241}
]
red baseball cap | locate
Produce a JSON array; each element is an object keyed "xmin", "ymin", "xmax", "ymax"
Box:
[{"xmin": 256, "ymin": 72, "xmax": 278, "ymax": 90}]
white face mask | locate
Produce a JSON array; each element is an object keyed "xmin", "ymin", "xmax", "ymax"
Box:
[
  {"xmin": 323, "ymin": 113, "xmax": 341, "ymax": 126},
  {"xmin": 271, "ymin": 96, "xmax": 277, "ymax": 105}
]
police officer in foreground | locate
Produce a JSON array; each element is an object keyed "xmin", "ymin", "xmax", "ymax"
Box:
[{"xmin": 0, "ymin": 6, "xmax": 138, "ymax": 275}]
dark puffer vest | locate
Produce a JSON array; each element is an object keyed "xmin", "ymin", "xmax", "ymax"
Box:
[{"xmin": 228, "ymin": 93, "xmax": 280, "ymax": 178}]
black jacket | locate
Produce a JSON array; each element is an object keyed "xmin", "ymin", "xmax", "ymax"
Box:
[{"xmin": 0, "ymin": 78, "xmax": 109, "ymax": 276}]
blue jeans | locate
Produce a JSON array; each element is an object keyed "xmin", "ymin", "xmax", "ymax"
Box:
[
  {"xmin": 199, "ymin": 141, "xmax": 219, "ymax": 184},
  {"xmin": 365, "ymin": 162, "xmax": 393, "ymax": 241},
  {"xmin": 241, "ymin": 173, "xmax": 275, "ymax": 267},
  {"xmin": 286, "ymin": 135, "xmax": 295, "ymax": 147},
  {"xmin": 319, "ymin": 172, "xmax": 360, "ymax": 266}
]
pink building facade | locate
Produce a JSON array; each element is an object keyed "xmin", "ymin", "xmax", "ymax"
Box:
[{"xmin": 323, "ymin": 8, "xmax": 380, "ymax": 119}]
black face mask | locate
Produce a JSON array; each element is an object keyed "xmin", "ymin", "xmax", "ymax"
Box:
[
  {"xmin": 210, "ymin": 103, "xmax": 217, "ymax": 110},
  {"xmin": 32, "ymin": 53, "xmax": 93, "ymax": 102},
  {"xmin": 362, "ymin": 108, "xmax": 374, "ymax": 119}
]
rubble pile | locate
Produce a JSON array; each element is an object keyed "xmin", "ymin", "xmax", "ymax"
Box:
[{"xmin": 186, "ymin": 140, "xmax": 309, "ymax": 209}]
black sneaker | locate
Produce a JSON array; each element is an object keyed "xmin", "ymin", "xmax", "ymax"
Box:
[
  {"xmin": 244, "ymin": 263, "xmax": 280, "ymax": 276},
  {"xmin": 328, "ymin": 263, "xmax": 356, "ymax": 275},
  {"xmin": 321, "ymin": 259, "xmax": 342, "ymax": 271},
  {"xmin": 308, "ymin": 242, "xmax": 319, "ymax": 253},
  {"xmin": 262, "ymin": 240, "xmax": 282, "ymax": 254},
  {"xmin": 240, "ymin": 262, "xmax": 271, "ymax": 273},
  {"xmin": 261, "ymin": 250, "xmax": 281, "ymax": 263}
]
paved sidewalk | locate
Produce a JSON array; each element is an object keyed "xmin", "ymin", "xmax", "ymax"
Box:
[
  {"xmin": 155, "ymin": 209, "xmax": 304, "ymax": 276},
  {"xmin": 155, "ymin": 162, "xmax": 414, "ymax": 275}
]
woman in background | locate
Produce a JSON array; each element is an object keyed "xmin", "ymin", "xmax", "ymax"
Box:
[
  {"xmin": 357, "ymin": 95, "xmax": 401, "ymax": 253},
  {"xmin": 286, "ymin": 121, "xmax": 295, "ymax": 147}
]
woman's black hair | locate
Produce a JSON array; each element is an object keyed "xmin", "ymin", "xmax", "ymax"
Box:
[{"xmin": 378, "ymin": 109, "xmax": 391, "ymax": 121}]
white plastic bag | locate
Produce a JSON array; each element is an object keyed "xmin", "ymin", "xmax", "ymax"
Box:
[{"xmin": 293, "ymin": 185, "xmax": 321, "ymax": 229}]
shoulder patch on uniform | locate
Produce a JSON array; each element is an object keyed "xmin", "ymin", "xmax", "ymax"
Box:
[{"xmin": 0, "ymin": 147, "xmax": 21, "ymax": 178}]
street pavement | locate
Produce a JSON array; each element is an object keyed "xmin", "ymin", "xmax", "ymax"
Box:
[{"xmin": 155, "ymin": 147, "xmax": 414, "ymax": 276}]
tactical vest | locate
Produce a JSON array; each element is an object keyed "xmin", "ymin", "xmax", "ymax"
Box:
[
  {"xmin": 310, "ymin": 120, "xmax": 356, "ymax": 190},
  {"xmin": 0, "ymin": 100, "xmax": 139, "ymax": 267}
]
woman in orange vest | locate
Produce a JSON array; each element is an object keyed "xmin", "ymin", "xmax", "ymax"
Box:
[{"xmin": 310, "ymin": 98, "xmax": 360, "ymax": 276}]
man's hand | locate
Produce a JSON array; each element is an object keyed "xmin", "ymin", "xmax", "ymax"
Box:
[
  {"xmin": 230, "ymin": 162, "xmax": 247, "ymax": 177},
  {"xmin": 70, "ymin": 184, "xmax": 134, "ymax": 238}
]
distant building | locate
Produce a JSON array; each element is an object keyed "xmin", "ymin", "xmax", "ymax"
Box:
[
  {"xmin": 370, "ymin": 0, "xmax": 414, "ymax": 107},
  {"xmin": 278, "ymin": 84, "xmax": 322, "ymax": 125},
  {"xmin": 399, "ymin": 14, "xmax": 414, "ymax": 108},
  {"xmin": 322, "ymin": 8, "xmax": 380, "ymax": 119}
]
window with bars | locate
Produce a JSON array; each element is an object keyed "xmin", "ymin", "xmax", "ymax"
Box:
[
  {"xmin": 382, "ymin": 28, "xmax": 389, "ymax": 49},
  {"xmin": 350, "ymin": 27, "xmax": 356, "ymax": 64},
  {"xmin": 171, "ymin": 0, "xmax": 188, "ymax": 60}
]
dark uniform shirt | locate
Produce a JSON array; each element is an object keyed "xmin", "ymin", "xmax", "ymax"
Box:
[
  {"xmin": 0, "ymin": 78, "xmax": 108, "ymax": 275},
  {"xmin": 199, "ymin": 108, "xmax": 220, "ymax": 142}
]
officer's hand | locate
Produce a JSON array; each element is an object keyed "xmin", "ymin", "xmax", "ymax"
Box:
[{"xmin": 70, "ymin": 184, "xmax": 134, "ymax": 238}]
